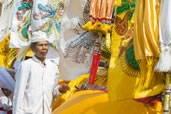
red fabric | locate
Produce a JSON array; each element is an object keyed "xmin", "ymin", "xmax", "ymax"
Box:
[
  {"xmin": 0, "ymin": 107, "xmax": 12, "ymax": 114},
  {"xmin": 150, "ymin": 99, "xmax": 161, "ymax": 105},
  {"xmin": 134, "ymin": 97, "xmax": 152, "ymax": 104},
  {"xmin": 134, "ymin": 96, "xmax": 161, "ymax": 105}
]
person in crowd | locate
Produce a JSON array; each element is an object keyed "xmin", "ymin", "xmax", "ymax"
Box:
[{"xmin": 0, "ymin": 88, "xmax": 12, "ymax": 114}]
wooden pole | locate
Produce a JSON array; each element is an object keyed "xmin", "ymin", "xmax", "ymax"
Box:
[{"xmin": 164, "ymin": 73, "xmax": 171, "ymax": 114}]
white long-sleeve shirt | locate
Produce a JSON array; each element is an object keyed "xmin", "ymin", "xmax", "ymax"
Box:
[{"xmin": 13, "ymin": 56, "xmax": 61, "ymax": 114}]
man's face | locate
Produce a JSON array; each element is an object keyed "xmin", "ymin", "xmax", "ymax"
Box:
[{"xmin": 32, "ymin": 41, "xmax": 49, "ymax": 59}]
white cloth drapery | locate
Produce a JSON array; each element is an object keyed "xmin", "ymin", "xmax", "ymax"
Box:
[
  {"xmin": 59, "ymin": 0, "xmax": 96, "ymax": 80},
  {"xmin": 155, "ymin": 0, "xmax": 171, "ymax": 72},
  {"xmin": 0, "ymin": 67, "xmax": 15, "ymax": 92}
]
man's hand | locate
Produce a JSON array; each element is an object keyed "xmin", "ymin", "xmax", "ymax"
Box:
[{"xmin": 58, "ymin": 84, "xmax": 70, "ymax": 94}]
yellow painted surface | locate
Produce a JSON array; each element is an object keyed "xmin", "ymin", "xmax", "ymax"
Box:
[{"xmin": 53, "ymin": 90, "xmax": 162, "ymax": 114}]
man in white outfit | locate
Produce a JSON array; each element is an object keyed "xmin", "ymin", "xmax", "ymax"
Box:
[{"xmin": 13, "ymin": 31, "xmax": 69, "ymax": 114}]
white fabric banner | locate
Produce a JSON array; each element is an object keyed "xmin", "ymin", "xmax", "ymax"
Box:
[
  {"xmin": 0, "ymin": 0, "xmax": 13, "ymax": 42},
  {"xmin": 31, "ymin": 0, "xmax": 65, "ymax": 48},
  {"xmin": 10, "ymin": 0, "xmax": 32, "ymax": 48},
  {"xmin": 10, "ymin": 0, "xmax": 64, "ymax": 48},
  {"xmin": 58, "ymin": 0, "xmax": 96, "ymax": 80},
  {"xmin": 155, "ymin": 0, "xmax": 171, "ymax": 72}
]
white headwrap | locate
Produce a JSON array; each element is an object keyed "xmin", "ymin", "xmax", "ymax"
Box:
[
  {"xmin": 0, "ymin": 67, "xmax": 15, "ymax": 92},
  {"xmin": 31, "ymin": 31, "xmax": 49, "ymax": 43}
]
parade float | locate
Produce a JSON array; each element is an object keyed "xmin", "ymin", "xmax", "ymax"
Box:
[{"xmin": 0, "ymin": 0, "xmax": 168, "ymax": 114}]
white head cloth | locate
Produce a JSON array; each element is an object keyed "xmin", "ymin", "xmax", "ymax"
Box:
[
  {"xmin": 0, "ymin": 67, "xmax": 15, "ymax": 92},
  {"xmin": 31, "ymin": 31, "xmax": 49, "ymax": 43}
]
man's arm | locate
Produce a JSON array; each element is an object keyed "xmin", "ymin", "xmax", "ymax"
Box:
[
  {"xmin": 52, "ymin": 67, "xmax": 70, "ymax": 96},
  {"xmin": 13, "ymin": 63, "xmax": 29, "ymax": 114},
  {"xmin": 52, "ymin": 73, "xmax": 61, "ymax": 96}
]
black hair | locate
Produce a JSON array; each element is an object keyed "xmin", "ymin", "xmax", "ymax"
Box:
[{"xmin": 58, "ymin": 2, "xmax": 64, "ymax": 10}]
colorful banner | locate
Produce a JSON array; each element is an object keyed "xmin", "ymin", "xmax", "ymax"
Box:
[{"xmin": 10, "ymin": 0, "xmax": 64, "ymax": 48}]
